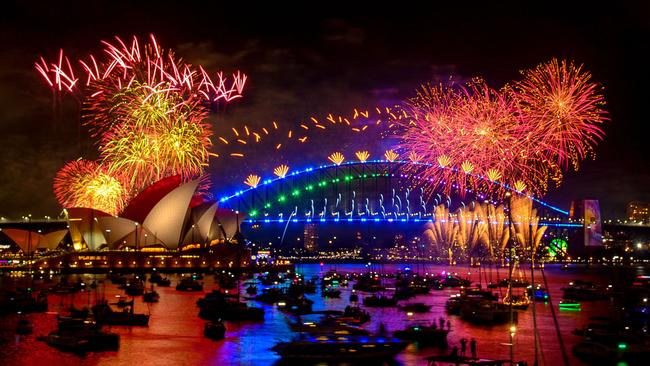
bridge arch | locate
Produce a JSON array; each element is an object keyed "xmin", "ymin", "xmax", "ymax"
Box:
[{"xmin": 217, "ymin": 160, "xmax": 569, "ymax": 224}]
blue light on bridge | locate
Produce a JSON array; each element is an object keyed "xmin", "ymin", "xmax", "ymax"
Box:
[
  {"xmin": 217, "ymin": 160, "xmax": 571, "ymax": 216},
  {"xmin": 243, "ymin": 217, "xmax": 583, "ymax": 227}
]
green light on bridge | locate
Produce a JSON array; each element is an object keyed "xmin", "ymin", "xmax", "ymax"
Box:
[
  {"xmin": 249, "ymin": 210, "xmax": 257, "ymax": 217},
  {"xmin": 264, "ymin": 203, "xmax": 271, "ymax": 209},
  {"xmin": 291, "ymin": 190, "xmax": 300, "ymax": 196},
  {"xmin": 278, "ymin": 195, "xmax": 286, "ymax": 202}
]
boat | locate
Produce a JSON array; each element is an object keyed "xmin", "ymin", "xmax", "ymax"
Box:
[
  {"xmin": 392, "ymin": 323, "xmax": 449, "ymax": 347},
  {"xmin": 158, "ymin": 277, "xmax": 171, "ymax": 287},
  {"xmin": 527, "ymin": 285, "xmax": 549, "ymax": 301},
  {"xmin": 0, "ymin": 289, "xmax": 48, "ymax": 313},
  {"xmin": 124, "ymin": 279, "xmax": 145, "ymax": 296},
  {"xmin": 349, "ymin": 290, "xmax": 359, "ymax": 302},
  {"xmin": 502, "ymin": 292, "xmax": 530, "ymax": 310},
  {"xmin": 245, "ymin": 284, "xmax": 258, "ymax": 295},
  {"xmin": 341, "ymin": 305, "xmax": 371, "ymax": 325},
  {"xmin": 425, "ymin": 354, "xmax": 509, "ymax": 365},
  {"xmin": 91, "ymin": 300, "xmax": 150, "ymax": 326},
  {"xmin": 321, "ymin": 287, "xmax": 341, "ymax": 298},
  {"xmin": 197, "ymin": 291, "xmax": 264, "ymax": 321},
  {"xmin": 255, "ymin": 287, "xmax": 284, "ymax": 303},
  {"xmin": 363, "ymin": 294, "xmax": 398, "ymax": 307},
  {"xmin": 16, "ymin": 317, "xmax": 33, "ymax": 335},
  {"xmin": 176, "ymin": 278, "xmax": 203, "ymax": 291},
  {"xmin": 573, "ymin": 340, "xmax": 650, "ymax": 365},
  {"xmin": 440, "ymin": 274, "xmax": 472, "ymax": 287},
  {"xmin": 460, "ymin": 299, "xmax": 514, "ymax": 324},
  {"xmin": 277, "ymin": 295, "xmax": 314, "ymax": 315},
  {"xmin": 562, "ymin": 280, "xmax": 609, "ymax": 301},
  {"xmin": 111, "ymin": 295, "xmax": 131, "ymax": 308},
  {"xmin": 558, "ymin": 300, "xmax": 581, "ymax": 311},
  {"xmin": 288, "ymin": 317, "xmax": 369, "ymax": 335},
  {"xmin": 149, "ymin": 272, "xmax": 162, "ymax": 283},
  {"xmin": 272, "ymin": 335, "xmax": 409, "ymax": 361},
  {"xmin": 109, "ymin": 274, "xmax": 127, "ymax": 285},
  {"xmin": 42, "ymin": 329, "xmax": 120, "ymax": 354},
  {"xmin": 57, "ymin": 315, "xmax": 99, "ymax": 331},
  {"xmin": 204, "ymin": 320, "xmax": 226, "ymax": 340},
  {"xmin": 143, "ymin": 289, "xmax": 160, "ymax": 303},
  {"xmin": 399, "ymin": 302, "xmax": 432, "ymax": 313}
]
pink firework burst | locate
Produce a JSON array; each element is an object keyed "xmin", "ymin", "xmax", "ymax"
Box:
[{"xmin": 511, "ymin": 59, "xmax": 608, "ymax": 170}]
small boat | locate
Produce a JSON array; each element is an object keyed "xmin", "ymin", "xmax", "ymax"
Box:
[
  {"xmin": 349, "ymin": 290, "xmax": 359, "ymax": 302},
  {"xmin": 143, "ymin": 290, "xmax": 160, "ymax": 303},
  {"xmin": 440, "ymin": 275, "xmax": 472, "ymax": 287},
  {"xmin": 272, "ymin": 335, "xmax": 408, "ymax": 361},
  {"xmin": 399, "ymin": 302, "xmax": 432, "ymax": 313},
  {"xmin": 559, "ymin": 300, "xmax": 582, "ymax": 311},
  {"xmin": 562, "ymin": 280, "xmax": 609, "ymax": 301},
  {"xmin": 158, "ymin": 278, "xmax": 171, "ymax": 287},
  {"xmin": 502, "ymin": 293, "xmax": 531, "ymax": 310},
  {"xmin": 92, "ymin": 301, "xmax": 150, "ymax": 326},
  {"xmin": 16, "ymin": 317, "xmax": 33, "ymax": 335},
  {"xmin": 528, "ymin": 285, "xmax": 550, "ymax": 301},
  {"xmin": 245, "ymin": 284, "xmax": 258, "ymax": 295},
  {"xmin": 460, "ymin": 299, "xmax": 514, "ymax": 324},
  {"xmin": 289, "ymin": 317, "xmax": 369, "ymax": 335},
  {"xmin": 341, "ymin": 305, "xmax": 371, "ymax": 325},
  {"xmin": 42, "ymin": 329, "xmax": 120, "ymax": 354},
  {"xmin": 204, "ymin": 320, "xmax": 226, "ymax": 340},
  {"xmin": 149, "ymin": 272, "xmax": 162, "ymax": 283},
  {"xmin": 392, "ymin": 324, "xmax": 449, "ymax": 347},
  {"xmin": 363, "ymin": 294, "xmax": 398, "ymax": 307},
  {"xmin": 111, "ymin": 295, "xmax": 131, "ymax": 308},
  {"xmin": 176, "ymin": 278, "xmax": 203, "ymax": 291},
  {"xmin": 321, "ymin": 287, "xmax": 341, "ymax": 298},
  {"xmin": 125, "ymin": 280, "xmax": 145, "ymax": 296}
]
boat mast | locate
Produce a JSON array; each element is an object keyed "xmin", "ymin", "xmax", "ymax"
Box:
[
  {"xmin": 529, "ymin": 219, "xmax": 539, "ymax": 365},
  {"xmin": 505, "ymin": 193, "xmax": 515, "ymax": 365}
]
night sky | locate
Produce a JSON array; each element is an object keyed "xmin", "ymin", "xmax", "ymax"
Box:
[{"xmin": 1, "ymin": 1, "xmax": 648, "ymax": 218}]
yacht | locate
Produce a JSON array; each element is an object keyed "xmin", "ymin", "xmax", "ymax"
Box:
[
  {"xmin": 272, "ymin": 335, "xmax": 408, "ymax": 361},
  {"xmin": 392, "ymin": 323, "xmax": 449, "ymax": 347}
]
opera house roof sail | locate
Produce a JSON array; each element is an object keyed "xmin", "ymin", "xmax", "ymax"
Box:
[{"xmin": 2, "ymin": 178, "xmax": 243, "ymax": 253}]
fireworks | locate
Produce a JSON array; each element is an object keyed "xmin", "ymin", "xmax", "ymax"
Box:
[
  {"xmin": 508, "ymin": 195, "xmax": 547, "ymax": 252},
  {"xmin": 423, "ymin": 199, "xmax": 543, "ymax": 263},
  {"xmin": 384, "ymin": 149, "xmax": 399, "ymax": 162},
  {"xmin": 53, "ymin": 160, "xmax": 127, "ymax": 216},
  {"xmin": 273, "ymin": 164, "xmax": 290, "ymax": 178},
  {"xmin": 394, "ymin": 60, "xmax": 607, "ymax": 198},
  {"xmin": 244, "ymin": 174, "xmax": 261, "ymax": 188},
  {"xmin": 355, "ymin": 151, "xmax": 370, "ymax": 162},
  {"xmin": 37, "ymin": 35, "xmax": 245, "ymax": 212},
  {"xmin": 511, "ymin": 59, "xmax": 607, "ymax": 170},
  {"xmin": 328, "ymin": 152, "xmax": 345, "ymax": 165}
]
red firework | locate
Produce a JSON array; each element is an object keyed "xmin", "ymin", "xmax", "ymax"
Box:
[
  {"xmin": 511, "ymin": 59, "xmax": 608, "ymax": 170},
  {"xmin": 395, "ymin": 60, "xmax": 607, "ymax": 198}
]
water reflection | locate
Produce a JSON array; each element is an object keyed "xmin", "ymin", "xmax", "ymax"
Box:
[{"xmin": 0, "ymin": 263, "xmax": 633, "ymax": 365}]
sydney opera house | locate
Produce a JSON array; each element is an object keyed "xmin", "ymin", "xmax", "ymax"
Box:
[{"xmin": 0, "ymin": 176, "xmax": 251, "ymax": 272}]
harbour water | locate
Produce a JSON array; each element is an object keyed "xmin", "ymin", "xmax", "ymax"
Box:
[{"xmin": 1, "ymin": 263, "xmax": 642, "ymax": 365}]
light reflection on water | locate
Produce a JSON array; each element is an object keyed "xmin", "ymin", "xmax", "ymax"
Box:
[{"xmin": 0, "ymin": 263, "xmax": 633, "ymax": 365}]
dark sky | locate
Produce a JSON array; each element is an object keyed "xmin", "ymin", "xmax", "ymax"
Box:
[{"xmin": 1, "ymin": 1, "xmax": 648, "ymax": 219}]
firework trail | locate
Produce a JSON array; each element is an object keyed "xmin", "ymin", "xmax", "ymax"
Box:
[
  {"xmin": 37, "ymin": 35, "xmax": 244, "ymax": 211},
  {"xmin": 53, "ymin": 159, "xmax": 127, "ymax": 216}
]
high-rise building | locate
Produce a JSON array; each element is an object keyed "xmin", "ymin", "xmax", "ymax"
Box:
[
  {"xmin": 627, "ymin": 201, "xmax": 650, "ymax": 222},
  {"xmin": 303, "ymin": 223, "xmax": 318, "ymax": 253},
  {"xmin": 569, "ymin": 198, "xmax": 603, "ymax": 257}
]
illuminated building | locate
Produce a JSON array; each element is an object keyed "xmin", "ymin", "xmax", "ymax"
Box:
[
  {"xmin": 569, "ymin": 198, "xmax": 603, "ymax": 257},
  {"xmin": 627, "ymin": 201, "xmax": 650, "ymax": 223},
  {"xmin": 303, "ymin": 223, "xmax": 318, "ymax": 253}
]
